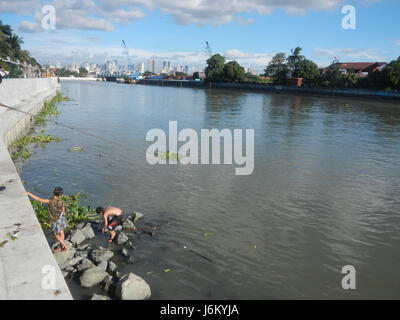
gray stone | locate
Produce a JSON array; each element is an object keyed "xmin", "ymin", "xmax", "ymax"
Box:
[
  {"xmin": 97, "ymin": 261, "xmax": 108, "ymax": 271},
  {"xmin": 91, "ymin": 248, "xmax": 114, "ymax": 263},
  {"xmin": 70, "ymin": 228, "xmax": 86, "ymax": 245},
  {"xmin": 77, "ymin": 243, "xmax": 90, "ymax": 251},
  {"xmin": 115, "ymin": 225, "xmax": 123, "ymax": 232},
  {"xmin": 75, "ymin": 222, "xmax": 85, "ymax": 229},
  {"xmin": 53, "ymin": 245, "xmax": 76, "ymax": 269},
  {"xmin": 125, "ymin": 240, "xmax": 136, "ymax": 250},
  {"xmin": 125, "ymin": 256, "xmax": 135, "ymax": 264},
  {"xmin": 79, "ymin": 267, "xmax": 109, "ymax": 288},
  {"xmin": 132, "ymin": 211, "xmax": 144, "ymax": 224},
  {"xmin": 80, "ymin": 224, "xmax": 95, "ymax": 239},
  {"xmin": 116, "ymin": 232, "xmax": 128, "ymax": 245},
  {"xmin": 102, "ymin": 275, "xmax": 114, "ymax": 293},
  {"xmin": 122, "ymin": 219, "xmax": 134, "ymax": 228},
  {"xmin": 75, "ymin": 251, "xmax": 88, "ymax": 259},
  {"xmin": 120, "ymin": 248, "xmax": 129, "ymax": 257},
  {"xmin": 63, "ymin": 256, "xmax": 83, "ymax": 269},
  {"xmin": 108, "ymin": 261, "xmax": 117, "ymax": 274},
  {"xmin": 116, "ymin": 273, "xmax": 151, "ymax": 300},
  {"xmin": 91, "ymin": 294, "xmax": 110, "ymax": 300},
  {"xmin": 76, "ymin": 258, "xmax": 95, "ymax": 272}
]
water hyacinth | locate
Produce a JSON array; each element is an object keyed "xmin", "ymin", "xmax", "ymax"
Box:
[{"xmin": 31, "ymin": 192, "xmax": 98, "ymax": 230}]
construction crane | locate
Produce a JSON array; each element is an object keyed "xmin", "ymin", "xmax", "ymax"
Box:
[
  {"xmin": 122, "ymin": 40, "xmax": 140, "ymax": 80},
  {"xmin": 205, "ymin": 41, "xmax": 212, "ymax": 57}
]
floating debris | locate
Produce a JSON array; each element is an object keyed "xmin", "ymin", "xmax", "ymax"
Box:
[
  {"xmin": 0, "ymin": 240, "xmax": 8, "ymax": 248},
  {"xmin": 164, "ymin": 269, "xmax": 171, "ymax": 273},
  {"xmin": 69, "ymin": 147, "xmax": 83, "ymax": 152}
]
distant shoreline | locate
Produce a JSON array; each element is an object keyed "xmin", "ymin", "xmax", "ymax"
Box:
[{"xmin": 137, "ymin": 79, "xmax": 400, "ymax": 101}]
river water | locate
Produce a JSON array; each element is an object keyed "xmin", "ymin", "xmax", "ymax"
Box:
[{"xmin": 20, "ymin": 81, "xmax": 400, "ymax": 299}]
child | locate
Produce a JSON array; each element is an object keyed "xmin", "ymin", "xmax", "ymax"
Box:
[
  {"xmin": 96, "ymin": 206, "xmax": 125, "ymax": 243},
  {"xmin": 23, "ymin": 187, "xmax": 69, "ymax": 252}
]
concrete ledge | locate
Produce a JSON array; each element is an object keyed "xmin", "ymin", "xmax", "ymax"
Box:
[{"xmin": 0, "ymin": 78, "xmax": 72, "ymax": 299}]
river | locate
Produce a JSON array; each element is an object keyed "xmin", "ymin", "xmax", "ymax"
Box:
[{"xmin": 20, "ymin": 80, "xmax": 400, "ymax": 299}]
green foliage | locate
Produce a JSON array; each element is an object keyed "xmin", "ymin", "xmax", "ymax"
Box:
[
  {"xmin": 0, "ymin": 20, "xmax": 39, "ymax": 77},
  {"xmin": 223, "ymin": 60, "xmax": 245, "ymax": 82},
  {"xmin": 205, "ymin": 54, "xmax": 225, "ymax": 81},
  {"xmin": 31, "ymin": 192, "xmax": 97, "ymax": 230},
  {"xmin": 288, "ymin": 46, "xmax": 304, "ymax": 76},
  {"xmin": 383, "ymin": 56, "xmax": 400, "ymax": 90},
  {"xmin": 295, "ymin": 59, "xmax": 320, "ymax": 85},
  {"xmin": 264, "ymin": 52, "xmax": 288, "ymax": 85}
]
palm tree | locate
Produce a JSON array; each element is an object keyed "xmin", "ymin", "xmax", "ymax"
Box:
[
  {"xmin": 0, "ymin": 30, "xmax": 11, "ymax": 58},
  {"xmin": 288, "ymin": 46, "xmax": 304, "ymax": 77}
]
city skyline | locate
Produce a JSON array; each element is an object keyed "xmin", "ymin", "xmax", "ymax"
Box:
[{"xmin": 1, "ymin": 1, "xmax": 399, "ymax": 74}]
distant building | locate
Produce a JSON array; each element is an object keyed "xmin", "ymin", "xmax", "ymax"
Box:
[
  {"xmin": 246, "ymin": 67, "xmax": 257, "ymax": 76},
  {"xmin": 322, "ymin": 62, "xmax": 387, "ymax": 77},
  {"xmin": 148, "ymin": 59, "xmax": 157, "ymax": 73}
]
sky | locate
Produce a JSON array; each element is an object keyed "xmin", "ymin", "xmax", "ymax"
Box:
[{"xmin": 0, "ymin": 0, "xmax": 399, "ymax": 73}]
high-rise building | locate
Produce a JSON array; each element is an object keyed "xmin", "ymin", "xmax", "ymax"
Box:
[
  {"xmin": 184, "ymin": 65, "xmax": 189, "ymax": 74},
  {"xmin": 148, "ymin": 59, "xmax": 157, "ymax": 73}
]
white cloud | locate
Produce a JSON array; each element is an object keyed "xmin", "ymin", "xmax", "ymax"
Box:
[
  {"xmin": 1, "ymin": 0, "xmax": 381, "ymax": 31},
  {"xmin": 312, "ymin": 47, "xmax": 385, "ymax": 62}
]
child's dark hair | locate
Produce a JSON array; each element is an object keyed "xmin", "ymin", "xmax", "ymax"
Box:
[
  {"xmin": 53, "ymin": 187, "xmax": 63, "ymax": 197},
  {"xmin": 96, "ymin": 207, "xmax": 105, "ymax": 214}
]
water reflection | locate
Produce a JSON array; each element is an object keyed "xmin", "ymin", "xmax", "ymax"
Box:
[{"xmin": 20, "ymin": 81, "xmax": 400, "ymax": 299}]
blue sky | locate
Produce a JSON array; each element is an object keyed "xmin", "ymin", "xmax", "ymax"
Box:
[{"xmin": 0, "ymin": 0, "xmax": 399, "ymax": 72}]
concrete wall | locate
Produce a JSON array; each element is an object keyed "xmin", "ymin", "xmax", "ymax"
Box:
[
  {"xmin": 0, "ymin": 78, "xmax": 72, "ymax": 299},
  {"xmin": 0, "ymin": 78, "xmax": 60, "ymax": 148}
]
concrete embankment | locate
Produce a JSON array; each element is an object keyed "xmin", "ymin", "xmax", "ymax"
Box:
[
  {"xmin": 138, "ymin": 79, "xmax": 400, "ymax": 101},
  {"xmin": 0, "ymin": 78, "xmax": 72, "ymax": 299}
]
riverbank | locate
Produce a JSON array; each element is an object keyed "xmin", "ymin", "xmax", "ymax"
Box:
[
  {"xmin": 137, "ymin": 79, "xmax": 400, "ymax": 101},
  {"xmin": 0, "ymin": 78, "xmax": 72, "ymax": 299}
]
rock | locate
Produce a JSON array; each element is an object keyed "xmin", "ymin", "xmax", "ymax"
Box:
[
  {"xmin": 62, "ymin": 271, "xmax": 69, "ymax": 278},
  {"xmin": 125, "ymin": 240, "xmax": 136, "ymax": 250},
  {"xmin": 63, "ymin": 256, "xmax": 83, "ymax": 269},
  {"xmin": 70, "ymin": 228, "xmax": 86, "ymax": 245},
  {"xmin": 53, "ymin": 246, "xmax": 76, "ymax": 269},
  {"xmin": 97, "ymin": 261, "xmax": 108, "ymax": 271},
  {"xmin": 108, "ymin": 261, "xmax": 117, "ymax": 274},
  {"xmin": 120, "ymin": 248, "xmax": 129, "ymax": 257},
  {"xmin": 116, "ymin": 232, "xmax": 128, "ymax": 245},
  {"xmin": 125, "ymin": 256, "xmax": 135, "ymax": 264},
  {"xmin": 132, "ymin": 211, "xmax": 144, "ymax": 224},
  {"xmin": 80, "ymin": 267, "xmax": 109, "ymax": 288},
  {"xmin": 91, "ymin": 294, "xmax": 110, "ymax": 300},
  {"xmin": 80, "ymin": 224, "xmax": 95, "ymax": 239},
  {"xmin": 51, "ymin": 240, "xmax": 73, "ymax": 252},
  {"xmin": 75, "ymin": 251, "xmax": 88, "ymax": 259},
  {"xmin": 75, "ymin": 222, "xmax": 85, "ymax": 229},
  {"xmin": 115, "ymin": 225, "xmax": 123, "ymax": 232},
  {"xmin": 91, "ymin": 248, "xmax": 114, "ymax": 263},
  {"xmin": 76, "ymin": 258, "xmax": 95, "ymax": 272},
  {"xmin": 116, "ymin": 273, "xmax": 151, "ymax": 300},
  {"xmin": 122, "ymin": 219, "xmax": 134, "ymax": 228},
  {"xmin": 102, "ymin": 275, "xmax": 114, "ymax": 293}
]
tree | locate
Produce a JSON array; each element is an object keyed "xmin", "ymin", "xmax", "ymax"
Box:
[
  {"xmin": 205, "ymin": 54, "xmax": 225, "ymax": 81},
  {"xmin": 295, "ymin": 59, "xmax": 320, "ymax": 85},
  {"xmin": 320, "ymin": 61, "xmax": 344, "ymax": 87},
  {"xmin": 223, "ymin": 60, "xmax": 245, "ymax": 82},
  {"xmin": 288, "ymin": 46, "xmax": 304, "ymax": 77},
  {"xmin": 264, "ymin": 52, "xmax": 288, "ymax": 85},
  {"xmin": 193, "ymin": 71, "xmax": 200, "ymax": 79},
  {"xmin": 383, "ymin": 56, "xmax": 400, "ymax": 90}
]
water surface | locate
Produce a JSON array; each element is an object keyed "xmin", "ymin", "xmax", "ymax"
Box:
[{"xmin": 21, "ymin": 81, "xmax": 400, "ymax": 299}]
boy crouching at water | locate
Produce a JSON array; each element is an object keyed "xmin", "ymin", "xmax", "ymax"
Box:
[
  {"xmin": 96, "ymin": 206, "xmax": 126, "ymax": 243},
  {"xmin": 23, "ymin": 187, "xmax": 69, "ymax": 252}
]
